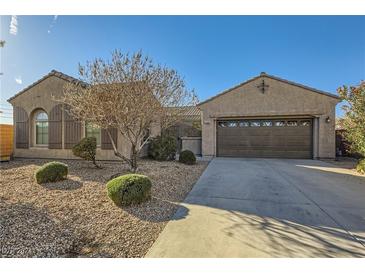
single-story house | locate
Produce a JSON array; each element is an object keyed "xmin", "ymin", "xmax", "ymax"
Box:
[
  {"xmin": 8, "ymin": 70, "xmax": 340, "ymax": 160},
  {"xmin": 7, "ymin": 70, "xmax": 199, "ymax": 160},
  {"xmin": 7, "ymin": 70, "xmax": 158, "ymax": 160},
  {"xmin": 198, "ymin": 72, "xmax": 340, "ymax": 159}
]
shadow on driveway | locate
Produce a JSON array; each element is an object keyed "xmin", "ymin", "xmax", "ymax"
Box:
[{"xmin": 146, "ymin": 158, "xmax": 365, "ymax": 257}]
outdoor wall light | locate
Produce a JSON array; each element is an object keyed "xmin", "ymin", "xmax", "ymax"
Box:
[{"xmin": 325, "ymin": 116, "xmax": 331, "ymax": 123}]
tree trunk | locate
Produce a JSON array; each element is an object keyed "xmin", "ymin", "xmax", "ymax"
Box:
[
  {"xmin": 92, "ymin": 158, "xmax": 102, "ymax": 169},
  {"xmin": 106, "ymin": 129, "xmax": 133, "ymax": 167},
  {"xmin": 130, "ymin": 144, "xmax": 138, "ymax": 172}
]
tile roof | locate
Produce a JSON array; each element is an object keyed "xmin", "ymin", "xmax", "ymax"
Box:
[
  {"xmin": 168, "ymin": 106, "xmax": 201, "ymax": 117},
  {"xmin": 7, "ymin": 70, "xmax": 202, "ymax": 118},
  {"xmin": 7, "ymin": 70, "xmax": 85, "ymax": 102},
  {"xmin": 198, "ymin": 72, "xmax": 340, "ymax": 106}
]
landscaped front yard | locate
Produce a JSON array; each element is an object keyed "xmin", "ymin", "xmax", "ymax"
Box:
[{"xmin": 0, "ymin": 159, "xmax": 208, "ymax": 257}]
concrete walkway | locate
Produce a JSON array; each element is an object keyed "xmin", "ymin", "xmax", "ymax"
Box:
[{"xmin": 146, "ymin": 158, "xmax": 365, "ymax": 257}]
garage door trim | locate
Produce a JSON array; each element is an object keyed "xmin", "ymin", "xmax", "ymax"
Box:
[{"xmin": 216, "ymin": 117, "xmax": 313, "ymax": 159}]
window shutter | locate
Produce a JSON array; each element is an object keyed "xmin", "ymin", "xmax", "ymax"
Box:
[
  {"xmin": 15, "ymin": 107, "xmax": 29, "ymax": 148},
  {"xmin": 48, "ymin": 104, "xmax": 63, "ymax": 149},
  {"xmin": 64, "ymin": 105, "xmax": 82, "ymax": 149},
  {"xmin": 101, "ymin": 128, "xmax": 118, "ymax": 150}
]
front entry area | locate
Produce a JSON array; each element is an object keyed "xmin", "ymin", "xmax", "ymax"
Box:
[{"xmin": 216, "ymin": 118, "xmax": 313, "ymax": 159}]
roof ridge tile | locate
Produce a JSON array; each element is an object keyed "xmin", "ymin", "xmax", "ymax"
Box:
[
  {"xmin": 8, "ymin": 70, "xmax": 84, "ymax": 102},
  {"xmin": 198, "ymin": 73, "xmax": 340, "ymax": 106}
]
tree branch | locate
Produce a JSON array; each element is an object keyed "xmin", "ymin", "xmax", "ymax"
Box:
[{"xmin": 106, "ymin": 128, "xmax": 132, "ymax": 165}]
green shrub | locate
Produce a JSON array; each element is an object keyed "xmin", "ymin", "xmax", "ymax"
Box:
[
  {"xmin": 106, "ymin": 174, "xmax": 152, "ymax": 206},
  {"xmin": 356, "ymin": 159, "xmax": 365, "ymax": 174},
  {"xmin": 35, "ymin": 162, "xmax": 68, "ymax": 184},
  {"xmin": 179, "ymin": 150, "xmax": 196, "ymax": 165},
  {"xmin": 148, "ymin": 135, "xmax": 177, "ymax": 161},
  {"xmin": 72, "ymin": 137, "xmax": 99, "ymax": 167}
]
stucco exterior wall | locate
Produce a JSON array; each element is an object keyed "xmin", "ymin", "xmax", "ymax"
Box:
[
  {"xmin": 181, "ymin": 136, "xmax": 202, "ymax": 155},
  {"xmin": 199, "ymin": 75, "xmax": 339, "ymax": 159},
  {"xmin": 10, "ymin": 75, "xmax": 67, "ymax": 115},
  {"xmin": 9, "ymin": 75, "xmax": 161, "ymax": 160}
]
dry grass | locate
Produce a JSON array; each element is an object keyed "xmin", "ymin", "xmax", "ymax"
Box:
[{"xmin": 0, "ymin": 158, "xmax": 208, "ymax": 257}]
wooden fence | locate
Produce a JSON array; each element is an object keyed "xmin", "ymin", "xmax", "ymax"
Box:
[{"xmin": 0, "ymin": 124, "xmax": 13, "ymax": 160}]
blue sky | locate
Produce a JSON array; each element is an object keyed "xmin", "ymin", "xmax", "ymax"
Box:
[{"xmin": 1, "ymin": 16, "xmax": 364, "ymax": 124}]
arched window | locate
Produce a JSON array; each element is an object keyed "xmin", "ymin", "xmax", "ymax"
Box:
[{"xmin": 35, "ymin": 111, "xmax": 48, "ymax": 145}]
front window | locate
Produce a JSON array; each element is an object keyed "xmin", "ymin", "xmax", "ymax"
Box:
[
  {"xmin": 85, "ymin": 122, "xmax": 101, "ymax": 146},
  {"xmin": 262, "ymin": 121, "xmax": 273, "ymax": 127},
  {"xmin": 227, "ymin": 121, "xmax": 238, "ymax": 128},
  {"xmin": 239, "ymin": 121, "xmax": 250, "ymax": 127},
  {"xmin": 274, "ymin": 121, "xmax": 286, "ymax": 127},
  {"xmin": 287, "ymin": 120, "xmax": 298, "ymax": 127},
  {"xmin": 35, "ymin": 111, "xmax": 48, "ymax": 145},
  {"xmin": 250, "ymin": 121, "xmax": 261, "ymax": 127},
  {"xmin": 300, "ymin": 120, "xmax": 311, "ymax": 126},
  {"xmin": 218, "ymin": 121, "xmax": 227, "ymax": 127}
]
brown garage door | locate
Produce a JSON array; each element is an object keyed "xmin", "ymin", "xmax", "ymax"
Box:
[{"xmin": 217, "ymin": 118, "xmax": 313, "ymax": 159}]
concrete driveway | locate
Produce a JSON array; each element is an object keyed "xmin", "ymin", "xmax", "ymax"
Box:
[{"xmin": 146, "ymin": 158, "xmax": 365, "ymax": 257}]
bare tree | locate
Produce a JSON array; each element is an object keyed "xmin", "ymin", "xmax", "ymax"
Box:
[{"xmin": 61, "ymin": 50, "xmax": 198, "ymax": 171}]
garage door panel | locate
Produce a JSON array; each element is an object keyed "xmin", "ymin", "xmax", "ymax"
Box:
[
  {"xmin": 218, "ymin": 135, "xmax": 272, "ymax": 143},
  {"xmin": 218, "ymin": 140, "xmax": 250, "ymax": 146},
  {"xmin": 219, "ymin": 145, "xmax": 279, "ymax": 151},
  {"xmin": 286, "ymin": 142, "xmax": 311, "ymax": 148},
  {"xmin": 219, "ymin": 145, "xmax": 311, "ymax": 152},
  {"xmin": 218, "ymin": 129, "xmax": 273, "ymax": 136},
  {"xmin": 217, "ymin": 118, "xmax": 313, "ymax": 159},
  {"xmin": 271, "ymin": 129, "xmax": 311, "ymax": 136},
  {"xmin": 270, "ymin": 138, "xmax": 287, "ymax": 146},
  {"xmin": 285, "ymin": 137, "xmax": 311, "ymax": 146},
  {"xmin": 250, "ymin": 137, "xmax": 272, "ymax": 146},
  {"xmin": 218, "ymin": 149, "xmax": 312, "ymax": 158},
  {"xmin": 218, "ymin": 138, "xmax": 273, "ymax": 147},
  {"xmin": 244, "ymin": 128, "xmax": 272, "ymax": 135}
]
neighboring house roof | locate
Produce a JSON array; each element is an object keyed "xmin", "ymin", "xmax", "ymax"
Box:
[
  {"xmin": 8, "ymin": 70, "xmax": 201, "ymax": 118},
  {"xmin": 198, "ymin": 72, "xmax": 340, "ymax": 106},
  {"xmin": 7, "ymin": 70, "xmax": 85, "ymax": 102},
  {"xmin": 174, "ymin": 106, "xmax": 200, "ymax": 116},
  {"xmin": 167, "ymin": 106, "xmax": 201, "ymax": 119}
]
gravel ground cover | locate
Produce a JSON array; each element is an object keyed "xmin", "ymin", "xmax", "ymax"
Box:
[{"xmin": 0, "ymin": 158, "xmax": 208, "ymax": 257}]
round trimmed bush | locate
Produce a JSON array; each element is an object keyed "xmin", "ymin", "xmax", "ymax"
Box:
[
  {"xmin": 148, "ymin": 135, "xmax": 177, "ymax": 161},
  {"xmin": 106, "ymin": 174, "xmax": 152, "ymax": 206},
  {"xmin": 72, "ymin": 137, "xmax": 97, "ymax": 166},
  {"xmin": 35, "ymin": 162, "xmax": 68, "ymax": 184},
  {"xmin": 179, "ymin": 150, "xmax": 196, "ymax": 165},
  {"xmin": 356, "ymin": 159, "xmax": 365, "ymax": 174}
]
